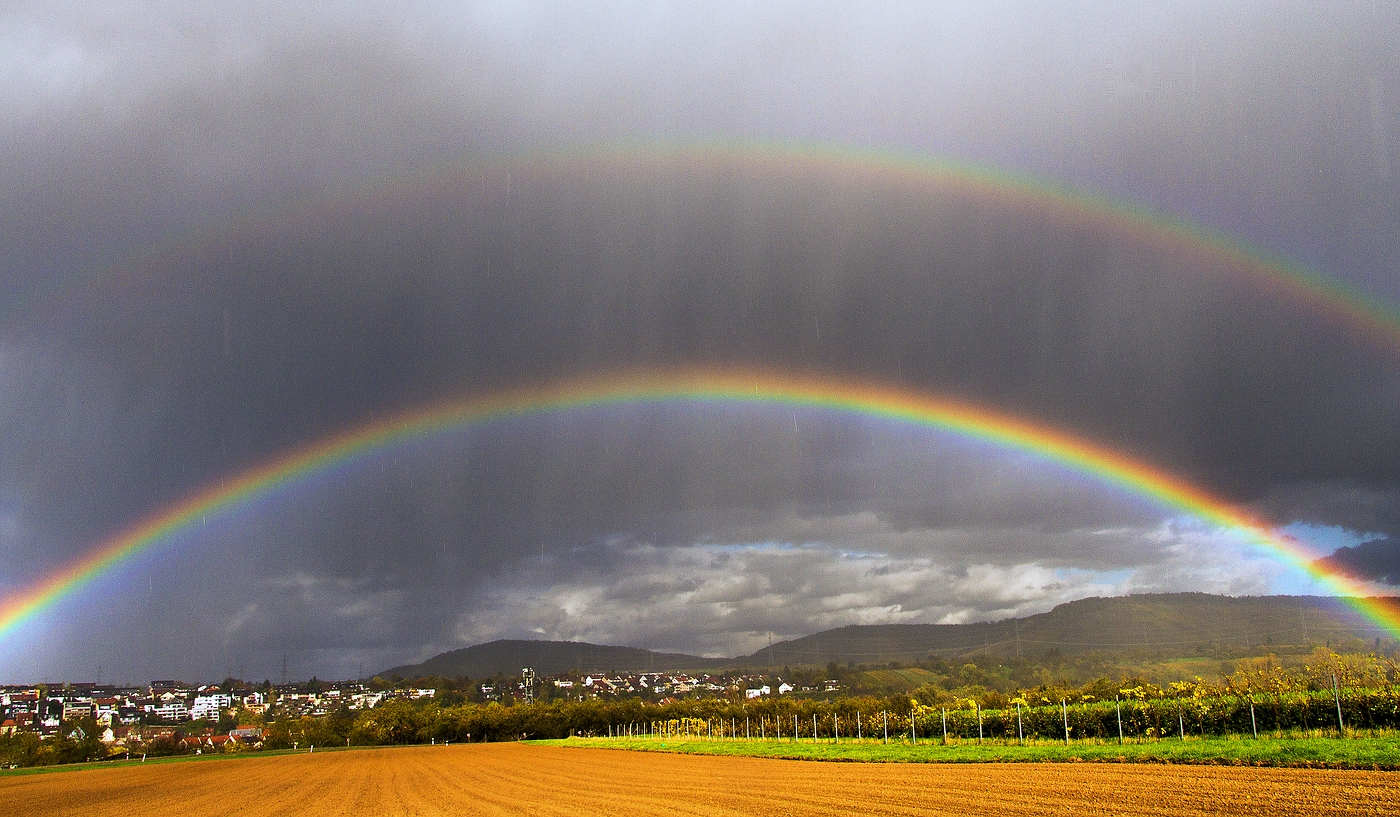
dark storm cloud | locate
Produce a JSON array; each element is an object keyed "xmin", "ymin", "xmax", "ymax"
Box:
[
  {"xmin": 1, "ymin": 2, "xmax": 1397, "ymax": 679},
  {"xmin": 5, "ymin": 2, "xmax": 1398, "ymax": 309},
  {"xmin": 29, "ymin": 155, "xmax": 1395, "ymax": 497},
  {"xmin": 1316, "ymin": 540, "xmax": 1400, "ymax": 587}
]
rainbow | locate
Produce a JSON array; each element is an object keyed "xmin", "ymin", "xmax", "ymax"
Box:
[
  {"xmin": 722, "ymin": 141, "xmax": 1400, "ymax": 349},
  {"xmin": 11, "ymin": 141, "xmax": 1400, "ymax": 352},
  {"xmin": 2, "ymin": 367, "xmax": 1398, "ymax": 644}
]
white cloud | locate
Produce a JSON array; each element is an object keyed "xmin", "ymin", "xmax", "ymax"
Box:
[{"xmin": 446, "ymin": 512, "xmax": 1295, "ymax": 657}]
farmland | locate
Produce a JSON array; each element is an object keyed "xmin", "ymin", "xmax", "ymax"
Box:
[{"xmin": 2, "ymin": 743, "xmax": 1395, "ymax": 816}]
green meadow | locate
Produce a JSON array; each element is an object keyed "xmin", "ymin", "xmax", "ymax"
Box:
[{"xmin": 538, "ymin": 734, "xmax": 1400, "ymax": 769}]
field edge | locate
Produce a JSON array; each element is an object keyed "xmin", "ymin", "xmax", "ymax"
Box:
[{"xmin": 532, "ymin": 736, "xmax": 1400, "ymax": 771}]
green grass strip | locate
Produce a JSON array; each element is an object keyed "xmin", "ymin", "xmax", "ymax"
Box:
[{"xmin": 534, "ymin": 736, "xmax": 1400, "ymax": 770}]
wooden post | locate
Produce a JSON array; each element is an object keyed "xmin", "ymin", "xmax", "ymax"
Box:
[
  {"xmin": 1062, "ymin": 700, "xmax": 1070, "ymax": 745},
  {"xmin": 976, "ymin": 703, "xmax": 983, "ymax": 744},
  {"xmin": 1250, "ymin": 699, "xmax": 1257, "ymax": 739},
  {"xmin": 857, "ymin": 710, "xmax": 862, "ymax": 740},
  {"xmin": 813, "ymin": 713, "xmax": 818, "ymax": 743},
  {"xmin": 1178, "ymin": 709, "xmax": 1185, "ymax": 741},
  {"xmin": 941, "ymin": 708, "xmax": 947, "ymax": 744},
  {"xmin": 1115, "ymin": 695, "xmax": 1123, "ymax": 745},
  {"xmin": 883, "ymin": 710, "xmax": 889, "ymax": 744},
  {"xmin": 1333, "ymin": 673, "xmax": 1345, "ymax": 735},
  {"xmin": 1017, "ymin": 702, "xmax": 1023, "ymax": 745},
  {"xmin": 833, "ymin": 713, "xmax": 839, "ymax": 742}
]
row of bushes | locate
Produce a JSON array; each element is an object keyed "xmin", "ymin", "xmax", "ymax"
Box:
[{"xmin": 255, "ymin": 683, "xmax": 1400, "ymax": 748}]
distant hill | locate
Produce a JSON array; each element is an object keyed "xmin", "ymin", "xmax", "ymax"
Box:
[
  {"xmin": 730, "ymin": 593, "xmax": 1393, "ymax": 668},
  {"xmin": 381, "ymin": 594, "xmax": 1395, "ymax": 679},
  {"xmin": 381, "ymin": 639, "xmax": 722, "ymax": 679}
]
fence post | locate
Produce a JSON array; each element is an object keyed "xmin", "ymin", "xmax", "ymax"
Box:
[
  {"xmin": 941, "ymin": 708, "xmax": 947, "ymax": 744},
  {"xmin": 857, "ymin": 711, "xmax": 862, "ymax": 740},
  {"xmin": 814, "ymin": 713, "xmax": 818, "ymax": 743},
  {"xmin": 976, "ymin": 703, "xmax": 983, "ymax": 744},
  {"xmin": 1017, "ymin": 702, "xmax": 1023, "ymax": 745},
  {"xmin": 1062, "ymin": 700, "xmax": 1070, "ymax": 745},
  {"xmin": 1115, "ymin": 695, "xmax": 1123, "ymax": 745},
  {"xmin": 794, "ymin": 715, "xmax": 798, "ymax": 743},
  {"xmin": 833, "ymin": 713, "xmax": 839, "ymax": 742},
  {"xmin": 1250, "ymin": 699, "xmax": 1257, "ymax": 739},
  {"xmin": 1178, "ymin": 709, "xmax": 1185, "ymax": 741},
  {"xmin": 883, "ymin": 711, "xmax": 888, "ymax": 744},
  {"xmin": 1333, "ymin": 673, "xmax": 1345, "ymax": 735}
]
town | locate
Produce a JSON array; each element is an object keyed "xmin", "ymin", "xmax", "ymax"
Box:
[{"xmin": 0, "ymin": 668, "xmax": 832, "ymax": 761}]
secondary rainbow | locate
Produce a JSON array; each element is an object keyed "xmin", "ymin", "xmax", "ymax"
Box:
[
  {"xmin": 12, "ymin": 141, "xmax": 1400, "ymax": 353},
  {"xmin": 2, "ymin": 367, "xmax": 1397, "ymax": 644}
]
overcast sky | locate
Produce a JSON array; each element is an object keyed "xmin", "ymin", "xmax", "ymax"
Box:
[{"xmin": 1, "ymin": 1, "xmax": 1397, "ymax": 683}]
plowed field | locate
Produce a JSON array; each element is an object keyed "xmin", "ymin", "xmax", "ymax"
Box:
[{"xmin": 2, "ymin": 744, "xmax": 1395, "ymax": 816}]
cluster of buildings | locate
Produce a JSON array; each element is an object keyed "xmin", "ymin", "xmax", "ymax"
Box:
[
  {"xmin": 0, "ymin": 680, "xmax": 435, "ymax": 751},
  {"xmin": 487, "ymin": 670, "xmax": 833, "ymax": 703},
  {"xmin": 0, "ymin": 669, "xmax": 840, "ymax": 751}
]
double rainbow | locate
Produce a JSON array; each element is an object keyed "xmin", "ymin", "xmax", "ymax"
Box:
[{"xmin": 2, "ymin": 367, "xmax": 1397, "ymax": 645}]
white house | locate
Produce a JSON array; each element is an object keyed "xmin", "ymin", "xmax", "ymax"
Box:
[
  {"xmin": 152, "ymin": 701, "xmax": 190, "ymax": 721},
  {"xmin": 189, "ymin": 694, "xmax": 232, "ymax": 720}
]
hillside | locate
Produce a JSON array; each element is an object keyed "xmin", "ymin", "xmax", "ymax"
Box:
[
  {"xmin": 382, "ymin": 593, "xmax": 1396, "ymax": 679},
  {"xmin": 381, "ymin": 639, "xmax": 722, "ymax": 679},
  {"xmin": 730, "ymin": 593, "xmax": 1394, "ymax": 668}
]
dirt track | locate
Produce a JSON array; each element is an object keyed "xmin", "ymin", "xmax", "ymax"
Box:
[{"xmin": 2, "ymin": 744, "xmax": 1396, "ymax": 816}]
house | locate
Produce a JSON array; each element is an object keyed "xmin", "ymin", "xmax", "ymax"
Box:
[
  {"xmin": 777, "ymin": 682, "xmax": 794, "ymax": 694},
  {"xmin": 7, "ymin": 714, "xmax": 33, "ymax": 731},
  {"xmin": 151, "ymin": 701, "xmax": 190, "ymax": 721},
  {"xmin": 189, "ymin": 693, "xmax": 232, "ymax": 720}
]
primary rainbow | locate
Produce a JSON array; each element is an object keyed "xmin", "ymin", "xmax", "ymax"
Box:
[{"xmin": 2, "ymin": 367, "xmax": 1397, "ymax": 644}]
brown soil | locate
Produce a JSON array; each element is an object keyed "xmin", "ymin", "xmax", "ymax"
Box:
[{"xmin": 1, "ymin": 744, "xmax": 1395, "ymax": 816}]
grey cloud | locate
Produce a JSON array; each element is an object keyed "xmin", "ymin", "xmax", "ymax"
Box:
[
  {"xmin": 1, "ymin": 2, "xmax": 1397, "ymax": 681},
  {"xmin": 1315, "ymin": 539, "xmax": 1400, "ymax": 587},
  {"xmin": 450, "ymin": 519, "xmax": 1283, "ymax": 660}
]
